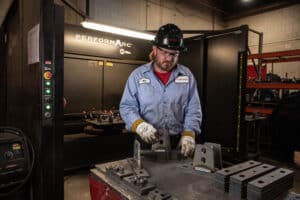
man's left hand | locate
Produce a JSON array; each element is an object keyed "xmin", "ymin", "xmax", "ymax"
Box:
[{"xmin": 179, "ymin": 135, "xmax": 195, "ymax": 157}]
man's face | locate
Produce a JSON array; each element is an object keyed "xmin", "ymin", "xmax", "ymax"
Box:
[{"xmin": 152, "ymin": 46, "xmax": 179, "ymax": 72}]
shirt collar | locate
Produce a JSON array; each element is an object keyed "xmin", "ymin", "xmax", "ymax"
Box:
[
  {"xmin": 141, "ymin": 62, "xmax": 187, "ymax": 77},
  {"xmin": 141, "ymin": 62, "xmax": 153, "ymax": 74},
  {"xmin": 172, "ymin": 64, "xmax": 187, "ymax": 77}
]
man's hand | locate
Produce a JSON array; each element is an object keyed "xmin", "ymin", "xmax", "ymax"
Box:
[
  {"xmin": 179, "ymin": 131, "xmax": 195, "ymax": 157},
  {"xmin": 135, "ymin": 121, "xmax": 158, "ymax": 144}
]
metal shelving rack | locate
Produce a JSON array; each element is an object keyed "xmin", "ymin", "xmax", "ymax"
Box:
[
  {"xmin": 245, "ymin": 48, "xmax": 300, "ymax": 159},
  {"xmin": 246, "ymin": 49, "xmax": 300, "ymax": 115}
]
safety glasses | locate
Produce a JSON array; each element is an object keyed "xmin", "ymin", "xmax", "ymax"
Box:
[{"xmin": 157, "ymin": 47, "xmax": 180, "ymax": 58}]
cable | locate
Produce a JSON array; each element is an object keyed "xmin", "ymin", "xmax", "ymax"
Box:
[{"xmin": 0, "ymin": 127, "xmax": 35, "ymax": 197}]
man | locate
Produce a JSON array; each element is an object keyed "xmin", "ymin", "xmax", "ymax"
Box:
[{"xmin": 120, "ymin": 24, "xmax": 202, "ymax": 157}]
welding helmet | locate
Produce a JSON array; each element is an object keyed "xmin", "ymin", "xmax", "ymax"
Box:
[{"xmin": 153, "ymin": 24, "xmax": 185, "ymax": 51}]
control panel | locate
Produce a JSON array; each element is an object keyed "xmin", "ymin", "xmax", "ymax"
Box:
[
  {"xmin": 42, "ymin": 61, "xmax": 54, "ymax": 126},
  {"xmin": 0, "ymin": 132, "xmax": 30, "ymax": 188}
]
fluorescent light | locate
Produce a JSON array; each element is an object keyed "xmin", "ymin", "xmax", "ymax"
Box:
[{"xmin": 81, "ymin": 21, "xmax": 155, "ymax": 41}]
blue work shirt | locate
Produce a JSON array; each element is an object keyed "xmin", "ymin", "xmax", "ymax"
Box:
[{"xmin": 120, "ymin": 62, "xmax": 202, "ymax": 136}]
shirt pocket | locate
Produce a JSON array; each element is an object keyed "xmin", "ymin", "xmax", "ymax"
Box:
[{"xmin": 138, "ymin": 84, "xmax": 155, "ymax": 106}]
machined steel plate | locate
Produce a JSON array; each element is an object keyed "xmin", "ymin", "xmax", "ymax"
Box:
[
  {"xmin": 248, "ymin": 168, "xmax": 294, "ymax": 191},
  {"xmin": 215, "ymin": 160, "xmax": 261, "ymax": 192},
  {"xmin": 247, "ymin": 168, "xmax": 294, "ymax": 200},
  {"xmin": 229, "ymin": 164, "xmax": 276, "ymax": 198},
  {"xmin": 215, "ymin": 160, "xmax": 262, "ymax": 179}
]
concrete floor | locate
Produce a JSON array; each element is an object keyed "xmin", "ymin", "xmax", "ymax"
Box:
[
  {"xmin": 64, "ymin": 170, "xmax": 91, "ymax": 200},
  {"xmin": 64, "ymin": 158, "xmax": 300, "ymax": 200}
]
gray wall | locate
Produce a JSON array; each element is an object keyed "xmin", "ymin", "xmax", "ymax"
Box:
[
  {"xmin": 55, "ymin": 1, "xmax": 300, "ymax": 78},
  {"xmin": 55, "ymin": 0, "xmax": 225, "ymax": 30},
  {"xmin": 89, "ymin": 0, "xmax": 224, "ymax": 31},
  {"xmin": 227, "ymin": 4, "xmax": 300, "ymax": 78}
]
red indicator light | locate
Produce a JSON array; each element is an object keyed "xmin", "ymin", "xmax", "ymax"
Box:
[{"xmin": 44, "ymin": 71, "xmax": 53, "ymax": 80}]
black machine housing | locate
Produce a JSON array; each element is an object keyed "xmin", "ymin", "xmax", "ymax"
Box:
[{"xmin": 0, "ymin": 128, "xmax": 30, "ymax": 189}]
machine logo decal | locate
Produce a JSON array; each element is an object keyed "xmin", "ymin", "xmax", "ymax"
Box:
[
  {"xmin": 120, "ymin": 49, "xmax": 132, "ymax": 55},
  {"xmin": 75, "ymin": 34, "xmax": 133, "ymax": 48}
]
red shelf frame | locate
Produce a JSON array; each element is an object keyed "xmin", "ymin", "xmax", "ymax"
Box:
[
  {"xmin": 245, "ymin": 106, "xmax": 273, "ymax": 115},
  {"xmin": 246, "ymin": 49, "xmax": 300, "ymax": 114},
  {"xmin": 248, "ymin": 49, "xmax": 300, "ymax": 64},
  {"xmin": 247, "ymin": 82, "xmax": 300, "ymax": 89}
]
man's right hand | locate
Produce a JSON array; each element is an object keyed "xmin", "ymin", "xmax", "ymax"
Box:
[{"xmin": 135, "ymin": 121, "xmax": 158, "ymax": 144}]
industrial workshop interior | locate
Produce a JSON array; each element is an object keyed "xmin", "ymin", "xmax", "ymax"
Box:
[{"xmin": 1, "ymin": 0, "xmax": 300, "ymax": 199}]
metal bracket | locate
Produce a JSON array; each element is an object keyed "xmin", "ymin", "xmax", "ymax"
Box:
[
  {"xmin": 134, "ymin": 139, "xmax": 142, "ymax": 169},
  {"xmin": 193, "ymin": 142, "xmax": 222, "ymax": 172},
  {"xmin": 151, "ymin": 129, "xmax": 171, "ymax": 153}
]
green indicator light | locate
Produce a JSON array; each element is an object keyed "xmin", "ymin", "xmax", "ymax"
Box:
[
  {"xmin": 45, "ymin": 81, "xmax": 51, "ymax": 86},
  {"xmin": 45, "ymin": 88, "xmax": 51, "ymax": 94},
  {"xmin": 45, "ymin": 104, "xmax": 51, "ymax": 110}
]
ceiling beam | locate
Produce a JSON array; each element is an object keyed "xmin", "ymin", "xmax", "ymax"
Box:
[{"xmin": 0, "ymin": 0, "xmax": 14, "ymax": 27}]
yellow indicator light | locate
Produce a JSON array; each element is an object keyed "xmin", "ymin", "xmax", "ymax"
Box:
[
  {"xmin": 12, "ymin": 143, "xmax": 21, "ymax": 150},
  {"xmin": 98, "ymin": 61, "xmax": 104, "ymax": 66},
  {"xmin": 105, "ymin": 62, "xmax": 113, "ymax": 67}
]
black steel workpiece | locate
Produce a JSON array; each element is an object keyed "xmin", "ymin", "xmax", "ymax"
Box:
[
  {"xmin": 101, "ymin": 160, "xmax": 158, "ymax": 197},
  {"xmin": 106, "ymin": 165, "xmax": 134, "ymax": 179},
  {"xmin": 229, "ymin": 164, "xmax": 276, "ymax": 198},
  {"xmin": 215, "ymin": 160, "xmax": 261, "ymax": 192},
  {"xmin": 247, "ymin": 168, "xmax": 294, "ymax": 200},
  {"xmin": 134, "ymin": 168, "xmax": 150, "ymax": 178},
  {"xmin": 147, "ymin": 189, "xmax": 173, "ymax": 200},
  {"xmin": 123, "ymin": 175, "xmax": 156, "ymax": 195}
]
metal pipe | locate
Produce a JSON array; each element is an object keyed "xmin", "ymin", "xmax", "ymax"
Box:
[
  {"xmin": 0, "ymin": 0, "xmax": 14, "ymax": 27},
  {"xmin": 258, "ymin": 32, "xmax": 263, "ymax": 81},
  {"xmin": 61, "ymin": 0, "xmax": 87, "ymax": 19},
  {"xmin": 249, "ymin": 28, "xmax": 262, "ymax": 35},
  {"xmin": 86, "ymin": 0, "xmax": 89, "ymax": 18},
  {"xmin": 248, "ymin": 28, "xmax": 264, "ymax": 81},
  {"xmin": 248, "ymin": 47, "xmax": 259, "ymax": 78}
]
